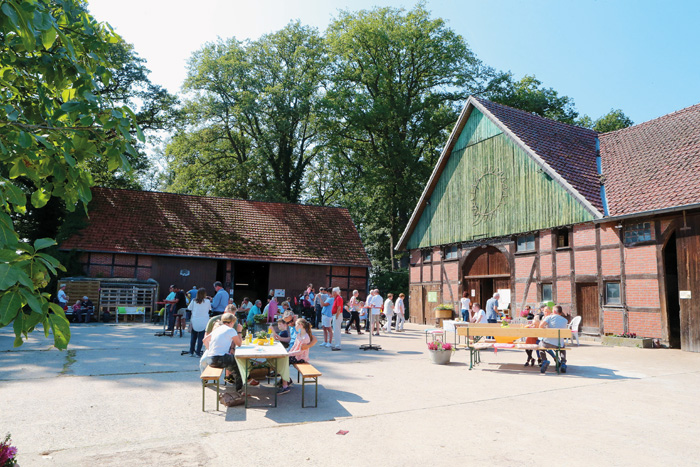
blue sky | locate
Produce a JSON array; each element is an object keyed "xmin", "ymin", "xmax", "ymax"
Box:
[{"xmin": 87, "ymin": 0, "xmax": 700, "ymax": 125}]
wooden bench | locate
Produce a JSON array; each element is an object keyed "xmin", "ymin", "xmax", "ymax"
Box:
[
  {"xmin": 200, "ymin": 365, "xmax": 223, "ymax": 411},
  {"xmin": 293, "ymin": 363, "xmax": 322, "ymax": 408},
  {"xmin": 457, "ymin": 326, "xmax": 572, "ymax": 374}
]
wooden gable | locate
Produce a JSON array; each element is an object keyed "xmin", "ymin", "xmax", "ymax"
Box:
[{"xmin": 407, "ymin": 108, "xmax": 596, "ymax": 249}]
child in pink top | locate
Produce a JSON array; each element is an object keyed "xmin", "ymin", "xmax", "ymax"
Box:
[{"xmin": 288, "ymin": 318, "xmax": 312, "ymax": 364}]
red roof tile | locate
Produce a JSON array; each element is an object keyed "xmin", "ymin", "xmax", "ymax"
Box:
[
  {"xmin": 474, "ymin": 97, "xmax": 603, "ymax": 213},
  {"xmin": 599, "ymin": 103, "xmax": 700, "ymax": 216},
  {"xmin": 60, "ymin": 188, "xmax": 371, "ymax": 267}
]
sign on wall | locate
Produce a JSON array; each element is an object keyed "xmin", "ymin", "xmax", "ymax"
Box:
[
  {"xmin": 497, "ymin": 288, "xmax": 510, "ymax": 310},
  {"xmin": 427, "ymin": 291, "xmax": 438, "ymax": 303},
  {"xmin": 274, "ymin": 289, "xmax": 286, "ymax": 298}
]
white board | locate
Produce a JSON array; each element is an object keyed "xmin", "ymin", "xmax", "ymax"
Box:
[
  {"xmin": 274, "ymin": 289, "xmax": 286, "ymax": 298},
  {"xmin": 497, "ymin": 289, "xmax": 510, "ymax": 310}
]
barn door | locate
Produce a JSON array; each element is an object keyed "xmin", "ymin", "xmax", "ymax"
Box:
[
  {"xmin": 409, "ymin": 285, "xmax": 423, "ymax": 324},
  {"xmin": 466, "ymin": 279, "xmax": 481, "ymax": 309},
  {"xmin": 676, "ymin": 212, "xmax": 700, "ymax": 352},
  {"xmin": 576, "ymin": 283, "xmax": 599, "ymax": 333}
]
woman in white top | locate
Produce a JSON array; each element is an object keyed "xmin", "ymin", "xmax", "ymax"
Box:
[
  {"xmin": 470, "ymin": 302, "xmax": 487, "ymax": 323},
  {"xmin": 187, "ymin": 288, "xmax": 211, "ymax": 356},
  {"xmin": 460, "ymin": 291, "xmax": 471, "ymax": 321}
]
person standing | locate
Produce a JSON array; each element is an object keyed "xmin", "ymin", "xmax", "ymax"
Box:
[
  {"xmin": 331, "ymin": 287, "xmax": 344, "ymax": 351},
  {"xmin": 186, "ymin": 288, "xmax": 211, "ymax": 357},
  {"xmin": 460, "ymin": 291, "xmax": 471, "ymax": 321},
  {"xmin": 210, "ymin": 281, "xmax": 228, "ymax": 316},
  {"xmin": 345, "ymin": 290, "xmax": 363, "ymax": 334},
  {"xmin": 188, "ymin": 285, "xmax": 198, "ymax": 303},
  {"xmin": 57, "ymin": 284, "xmax": 69, "ymax": 309},
  {"xmin": 485, "ymin": 292, "xmax": 500, "ymax": 323},
  {"xmin": 383, "ymin": 293, "xmax": 395, "ymax": 333},
  {"xmin": 313, "ymin": 289, "xmax": 323, "ymax": 329},
  {"xmin": 369, "ymin": 289, "xmax": 383, "ymax": 336},
  {"xmin": 320, "ymin": 289, "xmax": 333, "ymax": 347},
  {"xmin": 395, "ymin": 293, "xmax": 406, "ymax": 332}
]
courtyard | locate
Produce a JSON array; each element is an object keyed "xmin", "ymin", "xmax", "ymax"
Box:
[{"xmin": 2, "ymin": 323, "xmax": 699, "ymax": 466}]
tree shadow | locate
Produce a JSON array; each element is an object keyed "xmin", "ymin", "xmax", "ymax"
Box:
[{"xmin": 480, "ymin": 362, "xmax": 637, "ymax": 380}]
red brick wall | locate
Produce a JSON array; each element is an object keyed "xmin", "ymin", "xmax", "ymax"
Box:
[
  {"xmin": 573, "ymin": 224, "xmax": 596, "ymax": 246},
  {"xmin": 660, "ymin": 219, "xmax": 673, "ymax": 236},
  {"xmin": 443, "ymin": 262, "xmax": 459, "ymax": 281},
  {"xmin": 604, "ymin": 309, "xmax": 624, "ymax": 334},
  {"xmin": 556, "ymin": 251, "xmax": 570, "ymax": 276},
  {"xmin": 410, "ymin": 265, "xmax": 421, "ymax": 283},
  {"xmin": 540, "ymin": 229, "xmax": 552, "ymax": 251},
  {"xmin": 113, "ymin": 266, "xmax": 135, "ymax": 278},
  {"xmin": 557, "ymin": 280, "xmax": 571, "ymax": 303},
  {"xmin": 600, "ymin": 223, "xmax": 619, "ymax": 245},
  {"xmin": 88, "ymin": 265, "xmax": 111, "ymax": 277},
  {"xmin": 432, "ymin": 264, "xmax": 441, "ymax": 281},
  {"xmin": 515, "ymin": 255, "xmax": 535, "ymax": 279},
  {"xmin": 91, "ymin": 253, "xmax": 112, "ymax": 265},
  {"xmin": 626, "ymin": 279, "xmax": 661, "ymax": 307},
  {"xmin": 574, "ymin": 249, "xmax": 597, "ymax": 276},
  {"xmin": 138, "ymin": 256, "xmax": 152, "ymax": 267},
  {"xmin": 136, "ymin": 268, "xmax": 150, "ymax": 280},
  {"xmin": 601, "ymin": 249, "xmax": 621, "ymax": 276},
  {"xmin": 624, "ymin": 245, "xmax": 658, "ymax": 275},
  {"xmin": 540, "ymin": 253, "xmax": 552, "ymax": 278},
  {"xmin": 628, "ymin": 312, "xmax": 663, "ymax": 338},
  {"xmin": 515, "ymin": 282, "xmax": 537, "ymax": 307}
]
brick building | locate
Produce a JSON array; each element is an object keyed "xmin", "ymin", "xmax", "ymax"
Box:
[
  {"xmin": 397, "ymin": 97, "xmax": 700, "ymax": 351},
  {"xmin": 60, "ymin": 188, "xmax": 371, "ymax": 304}
]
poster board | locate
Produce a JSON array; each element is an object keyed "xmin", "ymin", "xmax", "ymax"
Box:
[
  {"xmin": 274, "ymin": 289, "xmax": 286, "ymax": 298},
  {"xmin": 497, "ymin": 289, "xmax": 510, "ymax": 311},
  {"xmin": 427, "ymin": 291, "xmax": 438, "ymax": 303}
]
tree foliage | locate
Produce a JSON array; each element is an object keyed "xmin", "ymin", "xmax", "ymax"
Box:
[
  {"xmin": 166, "ymin": 21, "xmax": 328, "ymax": 203},
  {"xmin": 485, "ymin": 73, "xmax": 579, "ymax": 124},
  {"xmin": 0, "ymin": 0, "xmax": 140, "ymax": 348},
  {"xmin": 321, "ymin": 4, "xmax": 496, "ymax": 271}
]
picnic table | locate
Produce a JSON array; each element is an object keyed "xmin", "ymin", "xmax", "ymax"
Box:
[{"xmin": 234, "ymin": 342, "xmax": 289, "ymax": 408}]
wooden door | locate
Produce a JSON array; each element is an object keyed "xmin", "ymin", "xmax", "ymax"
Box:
[
  {"xmin": 423, "ymin": 284, "xmax": 441, "ymax": 324},
  {"xmin": 409, "ymin": 285, "xmax": 423, "ymax": 324},
  {"xmin": 677, "ymin": 212, "xmax": 700, "ymax": 352},
  {"xmin": 466, "ymin": 279, "xmax": 481, "ymax": 309},
  {"xmin": 576, "ymin": 283, "xmax": 599, "ymax": 332}
]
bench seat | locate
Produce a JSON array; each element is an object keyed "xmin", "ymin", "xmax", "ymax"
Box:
[
  {"xmin": 200, "ymin": 365, "xmax": 223, "ymax": 411},
  {"xmin": 293, "ymin": 363, "xmax": 322, "ymax": 408}
]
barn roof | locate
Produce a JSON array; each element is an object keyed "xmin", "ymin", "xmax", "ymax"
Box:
[
  {"xmin": 599, "ymin": 102, "xmax": 700, "ymax": 216},
  {"xmin": 60, "ymin": 187, "xmax": 371, "ymax": 267}
]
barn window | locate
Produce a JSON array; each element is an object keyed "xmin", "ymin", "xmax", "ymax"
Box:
[
  {"xmin": 541, "ymin": 283, "xmax": 553, "ymax": 302},
  {"xmin": 556, "ymin": 228, "xmax": 570, "ymax": 248},
  {"xmin": 605, "ymin": 282, "xmax": 621, "ymax": 305},
  {"xmin": 624, "ymin": 222, "xmax": 652, "ymax": 244},
  {"xmin": 516, "ymin": 234, "xmax": 535, "ymax": 252},
  {"xmin": 444, "ymin": 245, "xmax": 459, "ymax": 260},
  {"xmin": 422, "ymin": 250, "xmax": 432, "ymax": 263}
]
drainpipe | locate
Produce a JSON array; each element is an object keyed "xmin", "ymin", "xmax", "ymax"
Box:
[{"xmin": 596, "ymin": 137, "xmax": 610, "ymax": 216}]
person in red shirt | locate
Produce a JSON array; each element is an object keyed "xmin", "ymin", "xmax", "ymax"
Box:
[{"xmin": 331, "ymin": 287, "xmax": 344, "ymax": 351}]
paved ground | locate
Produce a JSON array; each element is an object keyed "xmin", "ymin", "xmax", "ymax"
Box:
[{"xmin": 1, "ymin": 322, "xmax": 700, "ymax": 466}]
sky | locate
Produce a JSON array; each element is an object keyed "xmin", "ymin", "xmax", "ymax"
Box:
[{"xmin": 86, "ymin": 0, "xmax": 700, "ymax": 125}]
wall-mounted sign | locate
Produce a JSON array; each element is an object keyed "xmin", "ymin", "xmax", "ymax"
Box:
[
  {"xmin": 471, "ymin": 289, "xmax": 475, "ymax": 297},
  {"xmin": 427, "ymin": 291, "xmax": 438, "ymax": 303},
  {"xmin": 680, "ymin": 290, "xmax": 692, "ymax": 299},
  {"xmin": 179, "ymin": 269, "xmax": 190, "ymax": 277},
  {"xmin": 497, "ymin": 289, "xmax": 510, "ymax": 310},
  {"xmin": 274, "ymin": 289, "xmax": 286, "ymax": 298}
]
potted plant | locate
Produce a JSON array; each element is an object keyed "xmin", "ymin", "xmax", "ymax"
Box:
[
  {"xmin": 253, "ymin": 313, "xmax": 268, "ymax": 333},
  {"xmin": 434, "ymin": 303, "xmax": 454, "ymax": 319},
  {"xmin": 601, "ymin": 333, "xmax": 654, "ymax": 348},
  {"xmin": 0, "ymin": 432, "xmax": 18, "ymax": 467},
  {"xmin": 427, "ymin": 341, "xmax": 454, "ymax": 365}
]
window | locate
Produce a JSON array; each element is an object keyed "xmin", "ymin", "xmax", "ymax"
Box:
[
  {"xmin": 605, "ymin": 282, "xmax": 621, "ymax": 305},
  {"xmin": 516, "ymin": 234, "xmax": 535, "ymax": 252},
  {"xmin": 542, "ymin": 284, "xmax": 553, "ymax": 302},
  {"xmin": 422, "ymin": 250, "xmax": 432, "ymax": 263},
  {"xmin": 624, "ymin": 222, "xmax": 652, "ymax": 244},
  {"xmin": 556, "ymin": 228, "xmax": 570, "ymax": 248},
  {"xmin": 444, "ymin": 245, "xmax": 458, "ymax": 260}
]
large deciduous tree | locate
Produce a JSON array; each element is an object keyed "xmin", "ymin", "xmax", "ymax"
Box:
[
  {"xmin": 0, "ymin": 0, "xmax": 140, "ymax": 348},
  {"xmin": 322, "ymin": 5, "xmax": 495, "ymax": 270},
  {"xmin": 166, "ymin": 21, "xmax": 329, "ymax": 203}
]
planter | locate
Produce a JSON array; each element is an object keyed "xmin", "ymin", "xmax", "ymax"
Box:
[
  {"xmin": 601, "ymin": 336, "xmax": 654, "ymax": 348},
  {"xmin": 428, "ymin": 349, "xmax": 453, "ymax": 365},
  {"xmin": 253, "ymin": 322, "xmax": 267, "ymax": 334},
  {"xmin": 249, "ymin": 368, "xmax": 269, "ymax": 379},
  {"xmin": 435, "ymin": 309, "xmax": 453, "ymax": 319}
]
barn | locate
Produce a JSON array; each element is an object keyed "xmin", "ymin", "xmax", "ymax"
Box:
[
  {"xmin": 397, "ymin": 96, "xmax": 700, "ymax": 351},
  {"xmin": 60, "ymin": 187, "xmax": 371, "ymax": 305}
]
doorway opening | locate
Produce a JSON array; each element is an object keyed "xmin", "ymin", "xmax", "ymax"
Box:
[
  {"xmin": 663, "ymin": 232, "xmax": 681, "ymax": 348},
  {"xmin": 462, "ymin": 246, "xmax": 510, "ymax": 311},
  {"xmin": 231, "ymin": 261, "xmax": 269, "ymax": 306}
]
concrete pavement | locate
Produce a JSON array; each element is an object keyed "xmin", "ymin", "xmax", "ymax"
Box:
[{"xmin": 1, "ymin": 322, "xmax": 699, "ymax": 466}]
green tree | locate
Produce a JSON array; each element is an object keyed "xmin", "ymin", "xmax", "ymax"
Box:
[
  {"xmin": 0, "ymin": 0, "xmax": 140, "ymax": 348},
  {"xmin": 592, "ymin": 109, "xmax": 634, "ymax": 133},
  {"xmin": 323, "ymin": 4, "xmax": 495, "ymax": 271},
  {"xmin": 485, "ymin": 73, "xmax": 579, "ymax": 124},
  {"xmin": 166, "ymin": 21, "xmax": 329, "ymax": 202}
]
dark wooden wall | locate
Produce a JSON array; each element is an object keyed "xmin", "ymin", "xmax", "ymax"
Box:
[{"xmin": 677, "ymin": 212, "xmax": 700, "ymax": 352}]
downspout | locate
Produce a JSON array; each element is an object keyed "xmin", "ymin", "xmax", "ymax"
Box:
[{"xmin": 596, "ymin": 137, "xmax": 610, "ymax": 216}]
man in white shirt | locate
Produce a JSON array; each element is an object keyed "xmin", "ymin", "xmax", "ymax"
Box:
[
  {"xmin": 383, "ymin": 293, "xmax": 395, "ymax": 333},
  {"xmin": 470, "ymin": 303, "xmax": 487, "ymax": 323},
  {"xmin": 57, "ymin": 284, "xmax": 68, "ymax": 309},
  {"xmin": 369, "ymin": 289, "xmax": 383, "ymax": 336},
  {"xmin": 538, "ymin": 305, "xmax": 569, "ymax": 374}
]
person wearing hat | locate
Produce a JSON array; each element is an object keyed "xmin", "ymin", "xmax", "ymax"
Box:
[
  {"xmin": 273, "ymin": 310, "xmax": 298, "ymax": 347},
  {"xmin": 76, "ymin": 296, "xmax": 94, "ymax": 323},
  {"xmin": 57, "ymin": 285, "xmax": 68, "ymax": 309}
]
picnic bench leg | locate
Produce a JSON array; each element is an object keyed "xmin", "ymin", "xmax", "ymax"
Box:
[
  {"xmin": 202, "ymin": 381, "xmax": 206, "ymax": 412},
  {"xmin": 314, "ymin": 376, "xmax": 318, "ymax": 407},
  {"xmin": 244, "ymin": 360, "xmax": 250, "ymax": 409},
  {"xmin": 215, "ymin": 377, "xmax": 220, "ymax": 411},
  {"xmin": 301, "ymin": 376, "xmax": 306, "ymax": 408}
]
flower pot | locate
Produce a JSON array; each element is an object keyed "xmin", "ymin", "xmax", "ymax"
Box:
[
  {"xmin": 435, "ymin": 309, "xmax": 453, "ymax": 319},
  {"xmin": 428, "ymin": 349, "xmax": 452, "ymax": 365}
]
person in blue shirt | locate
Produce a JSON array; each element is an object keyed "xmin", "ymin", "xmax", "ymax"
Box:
[
  {"xmin": 246, "ymin": 299, "xmax": 262, "ymax": 326},
  {"xmin": 188, "ymin": 286, "xmax": 198, "ymax": 303},
  {"xmin": 485, "ymin": 293, "xmax": 500, "ymax": 323},
  {"xmin": 211, "ymin": 281, "xmax": 228, "ymax": 316}
]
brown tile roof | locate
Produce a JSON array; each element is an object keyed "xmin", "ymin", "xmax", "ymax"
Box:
[
  {"xmin": 474, "ymin": 97, "xmax": 604, "ymax": 213},
  {"xmin": 599, "ymin": 103, "xmax": 700, "ymax": 216},
  {"xmin": 60, "ymin": 188, "xmax": 371, "ymax": 267}
]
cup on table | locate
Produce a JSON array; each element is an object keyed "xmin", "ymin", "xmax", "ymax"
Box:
[{"xmin": 268, "ymin": 336, "xmax": 274, "ymax": 345}]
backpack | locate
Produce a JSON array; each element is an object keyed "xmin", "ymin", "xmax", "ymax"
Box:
[{"xmin": 219, "ymin": 391, "xmax": 244, "ymax": 407}]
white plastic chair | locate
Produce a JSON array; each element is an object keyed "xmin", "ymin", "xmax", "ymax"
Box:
[{"xmin": 568, "ymin": 316, "xmax": 582, "ymax": 346}]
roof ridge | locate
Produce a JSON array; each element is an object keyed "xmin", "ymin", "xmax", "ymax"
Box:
[
  {"xmin": 92, "ymin": 186, "xmax": 350, "ymax": 212},
  {"xmin": 473, "ymin": 96, "xmax": 597, "ymax": 136},
  {"xmin": 599, "ymin": 101, "xmax": 700, "ymax": 137}
]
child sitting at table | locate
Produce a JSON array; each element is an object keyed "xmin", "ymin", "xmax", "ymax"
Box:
[
  {"xmin": 275, "ymin": 319, "xmax": 290, "ymax": 348},
  {"xmin": 288, "ymin": 318, "xmax": 312, "ymax": 364},
  {"xmin": 72, "ymin": 300, "xmax": 81, "ymax": 316}
]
